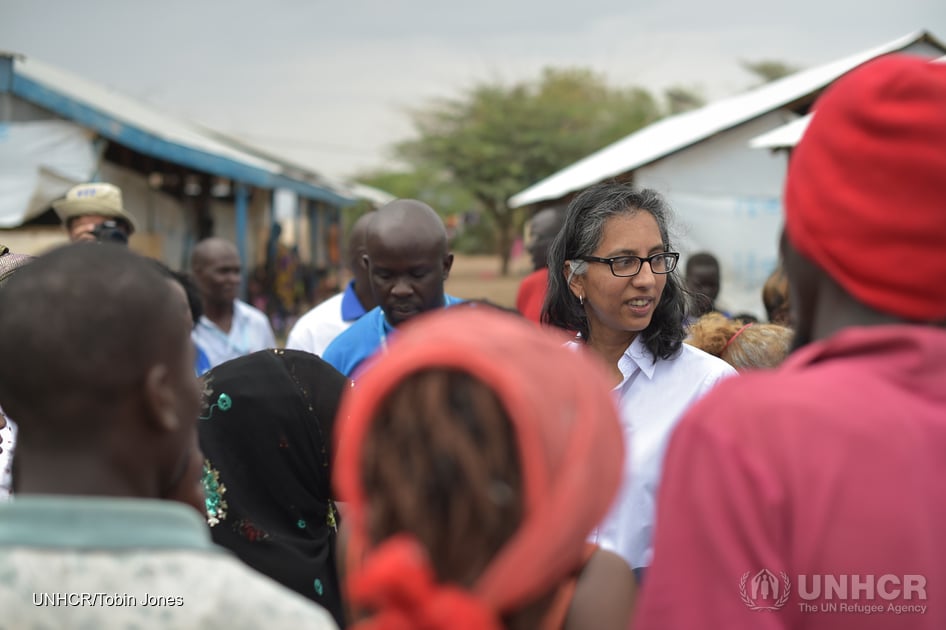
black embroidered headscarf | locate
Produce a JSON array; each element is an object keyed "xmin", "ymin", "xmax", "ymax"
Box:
[{"xmin": 199, "ymin": 348, "xmax": 348, "ymax": 626}]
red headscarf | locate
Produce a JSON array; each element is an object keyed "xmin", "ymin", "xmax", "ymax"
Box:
[
  {"xmin": 785, "ymin": 54, "xmax": 946, "ymax": 321},
  {"xmin": 334, "ymin": 306, "xmax": 624, "ymax": 628}
]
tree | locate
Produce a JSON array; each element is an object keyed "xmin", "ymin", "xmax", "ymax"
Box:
[
  {"xmin": 354, "ymin": 166, "xmax": 489, "ymax": 253},
  {"xmin": 355, "ymin": 165, "xmax": 475, "ymax": 218},
  {"xmin": 664, "ymin": 85, "xmax": 706, "ymax": 115},
  {"xmin": 741, "ymin": 59, "xmax": 802, "ymax": 85},
  {"xmin": 392, "ymin": 68, "xmax": 663, "ymax": 274}
]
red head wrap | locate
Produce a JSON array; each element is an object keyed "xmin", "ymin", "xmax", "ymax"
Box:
[
  {"xmin": 334, "ymin": 307, "xmax": 624, "ymax": 627},
  {"xmin": 785, "ymin": 54, "xmax": 946, "ymax": 321}
]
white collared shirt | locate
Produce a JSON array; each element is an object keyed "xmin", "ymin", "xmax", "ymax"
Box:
[
  {"xmin": 286, "ymin": 281, "xmax": 369, "ymax": 357},
  {"xmin": 572, "ymin": 336, "xmax": 737, "ymax": 569},
  {"xmin": 192, "ymin": 300, "xmax": 277, "ymax": 370},
  {"xmin": 285, "ymin": 292, "xmax": 348, "ymax": 357}
]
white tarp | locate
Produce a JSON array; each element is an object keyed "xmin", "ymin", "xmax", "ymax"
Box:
[
  {"xmin": 0, "ymin": 120, "xmax": 97, "ymax": 227},
  {"xmin": 662, "ymin": 190, "xmax": 783, "ymax": 318}
]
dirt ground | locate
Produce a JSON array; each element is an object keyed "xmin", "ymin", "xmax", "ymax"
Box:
[{"xmin": 445, "ymin": 253, "xmax": 534, "ymax": 308}]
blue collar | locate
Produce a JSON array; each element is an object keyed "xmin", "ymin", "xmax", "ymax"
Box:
[
  {"xmin": 376, "ymin": 295, "xmax": 465, "ymax": 347},
  {"xmin": 340, "ymin": 280, "xmax": 370, "ymax": 322}
]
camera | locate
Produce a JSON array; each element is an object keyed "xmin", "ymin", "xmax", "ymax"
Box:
[{"xmin": 90, "ymin": 220, "xmax": 130, "ymax": 245}]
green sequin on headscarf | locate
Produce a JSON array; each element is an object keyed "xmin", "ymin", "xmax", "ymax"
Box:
[{"xmin": 202, "ymin": 460, "xmax": 228, "ymax": 527}]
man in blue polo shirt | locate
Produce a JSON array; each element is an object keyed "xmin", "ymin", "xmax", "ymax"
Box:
[
  {"xmin": 286, "ymin": 211, "xmax": 378, "ymax": 356},
  {"xmin": 322, "ymin": 199, "xmax": 461, "ymax": 377}
]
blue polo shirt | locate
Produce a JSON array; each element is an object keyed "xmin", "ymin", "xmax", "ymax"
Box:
[
  {"xmin": 340, "ymin": 280, "xmax": 369, "ymax": 321},
  {"xmin": 322, "ymin": 296, "xmax": 464, "ymax": 377}
]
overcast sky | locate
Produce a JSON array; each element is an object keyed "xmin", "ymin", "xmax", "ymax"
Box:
[{"xmin": 2, "ymin": 0, "xmax": 944, "ymax": 179}]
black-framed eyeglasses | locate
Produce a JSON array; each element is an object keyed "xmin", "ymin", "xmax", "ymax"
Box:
[{"xmin": 578, "ymin": 252, "xmax": 680, "ymax": 277}]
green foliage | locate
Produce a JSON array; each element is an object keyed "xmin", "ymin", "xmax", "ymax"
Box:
[
  {"xmin": 664, "ymin": 85, "xmax": 706, "ymax": 115},
  {"xmin": 388, "ymin": 67, "xmax": 664, "ymax": 273},
  {"xmin": 398, "ymin": 68, "xmax": 661, "ymax": 205},
  {"xmin": 354, "ymin": 168, "xmax": 499, "ymax": 255},
  {"xmin": 354, "ymin": 166, "xmax": 476, "ymax": 219},
  {"xmin": 741, "ymin": 59, "xmax": 802, "ymax": 85},
  {"xmin": 361, "ymin": 61, "xmax": 802, "ymax": 272}
]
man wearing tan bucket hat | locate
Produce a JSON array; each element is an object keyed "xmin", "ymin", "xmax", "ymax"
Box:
[{"xmin": 52, "ymin": 182, "xmax": 137, "ymax": 243}]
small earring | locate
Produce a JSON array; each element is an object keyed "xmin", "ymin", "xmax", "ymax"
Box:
[{"xmin": 579, "ymin": 294, "xmax": 584, "ymax": 305}]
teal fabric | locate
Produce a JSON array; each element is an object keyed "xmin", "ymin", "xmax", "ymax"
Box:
[{"xmin": 0, "ymin": 496, "xmax": 217, "ymax": 552}]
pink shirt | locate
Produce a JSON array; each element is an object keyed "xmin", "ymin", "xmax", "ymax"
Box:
[{"xmin": 636, "ymin": 325, "xmax": 946, "ymax": 629}]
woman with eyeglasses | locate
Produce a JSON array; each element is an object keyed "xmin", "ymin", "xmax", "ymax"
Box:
[{"xmin": 543, "ymin": 182, "xmax": 736, "ymax": 581}]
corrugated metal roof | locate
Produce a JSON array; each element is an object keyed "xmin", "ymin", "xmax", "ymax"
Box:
[
  {"xmin": 749, "ymin": 53, "xmax": 946, "ymax": 150},
  {"xmin": 509, "ymin": 31, "xmax": 945, "ymax": 208},
  {"xmin": 8, "ymin": 53, "xmax": 355, "ymax": 206},
  {"xmin": 198, "ymin": 127, "xmax": 396, "ymax": 206}
]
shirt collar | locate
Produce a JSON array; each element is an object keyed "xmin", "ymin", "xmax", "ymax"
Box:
[
  {"xmin": 198, "ymin": 300, "xmax": 248, "ymax": 333},
  {"xmin": 340, "ymin": 280, "xmax": 369, "ymax": 322},
  {"xmin": 620, "ymin": 335, "xmax": 656, "ymax": 380},
  {"xmin": 0, "ymin": 496, "xmax": 217, "ymax": 551}
]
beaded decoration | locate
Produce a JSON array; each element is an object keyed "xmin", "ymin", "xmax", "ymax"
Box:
[
  {"xmin": 200, "ymin": 393, "xmax": 232, "ymax": 420},
  {"xmin": 202, "ymin": 460, "xmax": 228, "ymax": 527},
  {"xmin": 234, "ymin": 519, "xmax": 270, "ymax": 542},
  {"xmin": 327, "ymin": 502, "xmax": 338, "ymax": 532},
  {"xmin": 285, "ymin": 353, "xmax": 342, "ymax": 537}
]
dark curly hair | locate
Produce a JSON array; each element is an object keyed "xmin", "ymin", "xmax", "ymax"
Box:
[
  {"xmin": 541, "ymin": 182, "xmax": 688, "ymax": 361},
  {"xmin": 361, "ymin": 369, "xmax": 524, "ymax": 587}
]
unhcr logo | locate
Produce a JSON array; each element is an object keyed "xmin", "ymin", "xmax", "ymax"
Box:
[
  {"xmin": 740, "ymin": 570, "xmax": 929, "ymax": 615},
  {"xmin": 740, "ymin": 569, "xmax": 791, "ymax": 611}
]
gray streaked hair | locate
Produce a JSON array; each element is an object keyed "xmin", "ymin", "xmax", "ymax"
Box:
[{"xmin": 543, "ymin": 183, "xmax": 688, "ymax": 360}]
